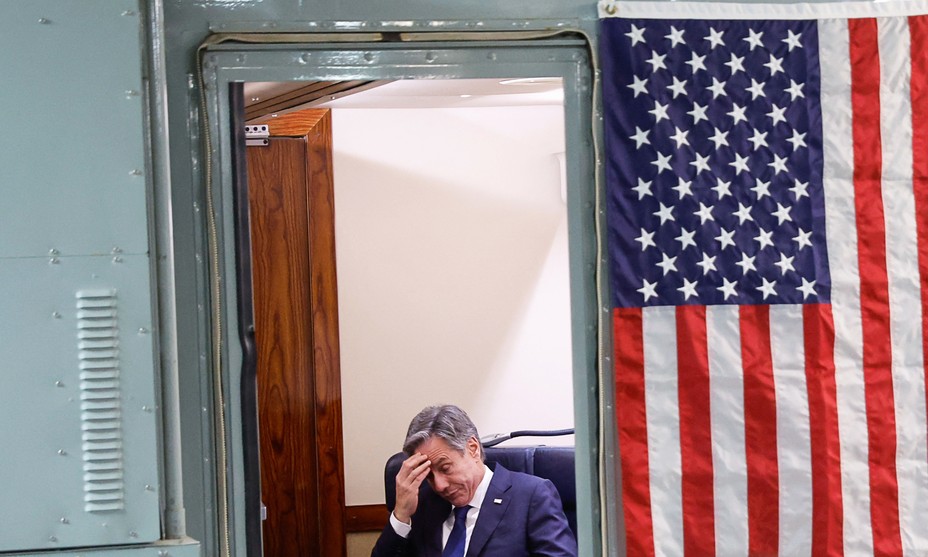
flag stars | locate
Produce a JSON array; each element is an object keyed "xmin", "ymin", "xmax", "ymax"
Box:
[
  {"xmin": 638, "ymin": 278, "xmax": 658, "ymax": 301},
  {"xmin": 630, "ymin": 126, "xmax": 650, "ymax": 149},
  {"xmin": 774, "ymin": 253, "xmax": 796, "ymax": 275},
  {"xmin": 650, "ymin": 100, "xmax": 670, "ymax": 123},
  {"xmin": 676, "ymin": 228, "xmax": 697, "ymax": 250},
  {"xmin": 748, "ymin": 129, "xmax": 769, "ymax": 150},
  {"xmin": 691, "ymin": 152, "xmax": 711, "ymax": 174},
  {"xmin": 787, "ymin": 130, "xmax": 807, "ymax": 151},
  {"xmin": 670, "ymin": 126, "xmax": 690, "ymax": 148},
  {"xmin": 786, "ymin": 79, "xmax": 805, "ymax": 101},
  {"xmin": 754, "ymin": 228, "xmax": 774, "ymax": 250},
  {"xmin": 646, "ymin": 51, "xmax": 668, "ymax": 72},
  {"xmin": 764, "ymin": 54, "xmax": 785, "ymax": 76},
  {"xmin": 656, "ymin": 252, "xmax": 678, "ymax": 275},
  {"xmin": 705, "ymin": 27, "xmax": 725, "ymax": 49},
  {"xmin": 626, "ymin": 24, "xmax": 646, "ymax": 46},
  {"xmin": 628, "ymin": 75, "xmax": 649, "ymax": 97},
  {"xmin": 688, "ymin": 103, "xmax": 709, "ymax": 124},
  {"xmin": 733, "ymin": 202, "xmax": 754, "ymax": 224},
  {"xmin": 794, "ymin": 227, "xmax": 813, "ymax": 250},
  {"xmin": 709, "ymin": 127, "xmax": 729, "ymax": 149},
  {"xmin": 685, "ymin": 52, "xmax": 707, "ymax": 74},
  {"xmin": 694, "ymin": 202, "xmax": 715, "ymax": 224},
  {"xmin": 678, "ymin": 277, "xmax": 699, "ymax": 300},
  {"xmin": 769, "ymin": 154, "xmax": 789, "ymax": 175},
  {"xmin": 768, "ymin": 104, "xmax": 788, "ymax": 126},
  {"xmin": 756, "ymin": 277, "xmax": 777, "ymax": 299},
  {"xmin": 716, "ymin": 227, "xmax": 736, "ymax": 249},
  {"xmin": 744, "ymin": 28, "xmax": 765, "ymax": 51},
  {"xmin": 797, "ymin": 277, "xmax": 817, "ymax": 299},
  {"xmin": 751, "ymin": 178, "xmax": 771, "ymax": 199},
  {"xmin": 746, "ymin": 78, "xmax": 767, "ymax": 100},
  {"xmin": 725, "ymin": 53, "xmax": 746, "ymax": 75},
  {"xmin": 772, "ymin": 202, "xmax": 793, "ymax": 225},
  {"xmin": 667, "ymin": 76, "xmax": 688, "ymax": 98},
  {"xmin": 696, "ymin": 253, "xmax": 717, "ymax": 274},
  {"xmin": 730, "ymin": 153, "xmax": 750, "ymax": 175},
  {"xmin": 717, "ymin": 277, "xmax": 738, "ymax": 300},
  {"xmin": 652, "ymin": 152, "xmax": 673, "ymax": 174},
  {"xmin": 665, "ymin": 25, "xmax": 686, "ymax": 47},
  {"xmin": 736, "ymin": 253, "xmax": 757, "ymax": 275},
  {"xmin": 672, "ymin": 177, "xmax": 693, "ymax": 198},
  {"xmin": 783, "ymin": 29, "xmax": 803, "ymax": 51},
  {"xmin": 708, "ymin": 77, "xmax": 728, "ymax": 99},
  {"xmin": 635, "ymin": 228, "xmax": 656, "ymax": 251},
  {"xmin": 632, "ymin": 177, "xmax": 653, "ymax": 199},
  {"xmin": 790, "ymin": 179, "xmax": 809, "ymax": 200},
  {"xmin": 728, "ymin": 103, "xmax": 748, "ymax": 125},
  {"xmin": 712, "ymin": 178, "xmax": 732, "ymax": 199},
  {"xmin": 654, "ymin": 202, "xmax": 676, "ymax": 224}
]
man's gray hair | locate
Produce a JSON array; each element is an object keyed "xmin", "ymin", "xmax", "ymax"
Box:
[{"xmin": 402, "ymin": 404, "xmax": 484, "ymax": 461}]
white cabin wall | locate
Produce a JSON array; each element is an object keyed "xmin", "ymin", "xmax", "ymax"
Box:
[{"xmin": 331, "ymin": 104, "xmax": 573, "ymax": 506}]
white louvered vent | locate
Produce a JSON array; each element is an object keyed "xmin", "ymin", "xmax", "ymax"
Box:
[{"xmin": 75, "ymin": 289, "xmax": 125, "ymax": 513}]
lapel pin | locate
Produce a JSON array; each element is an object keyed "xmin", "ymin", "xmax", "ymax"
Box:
[{"xmin": 493, "ymin": 498, "xmax": 502, "ymax": 505}]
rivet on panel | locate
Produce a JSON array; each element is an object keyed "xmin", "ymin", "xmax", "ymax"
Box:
[
  {"xmin": 138, "ymin": 327, "xmax": 149, "ymax": 334},
  {"xmin": 55, "ymin": 380, "xmax": 64, "ymax": 387},
  {"xmin": 129, "ymin": 531, "xmax": 138, "ymax": 538},
  {"xmin": 48, "ymin": 536, "xmax": 57, "ymax": 542},
  {"xmin": 142, "ymin": 405, "xmax": 153, "ymax": 413},
  {"xmin": 48, "ymin": 248, "xmax": 59, "ymax": 256},
  {"xmin": 112, "ymin": 256, "xmax": 123, "ymax": 263},
  {"xmin": 60, "ymin": 517, "xmax": 69, "ymax": 524},
  {"xmin": 52, "ymin": 311, "xmax": 62, "ymax": 319},
  {"xmin": 487, "ymin": 52, "xmax": 497, "ymax": 61},
  {"xmin": 112, "ymin": 246, "xmax": 122, "ymax": 254},
  {"xmin": 38, "ymin": 18, "xmax": 51, "ymax": 24},
  {"xmin": 49, "ymin": 257, "xmax": 60, "ymax": 265},
  {"xmin": 425, "ymin": 52, "xmax": 436, "ymax": 62},
  {"xmin": 121, "ymin": 10, "xmax": 136, "ymax": 16},
  {"xmin": 363, "ymin": 52, "xmax": 374, "ymax": 62},
  {"xmin": 125, "ymin": 90, "xmax": 140, "ymax": 98},
  {"xmin": 129, "ymin": 169, "xmax": 142, "ymax": 176},
  {"xmin": 57, "ymin": 449, "xmax": 67, "ymax": 456},
  {"xmin": 145, "ymin": 484, "xmax": 155, "ymax": 491},
  {"xmin": 159, "ymin": 551, "xmax": 169, "ymax": 557},
  {"xmin": 299, "ymin": 53, "xmax": 311, "ymax": 64}
]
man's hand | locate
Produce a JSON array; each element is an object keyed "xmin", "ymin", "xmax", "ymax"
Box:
[{"xmin": 394, "ymin": 453, "xmax": 430, "ymax": 524}]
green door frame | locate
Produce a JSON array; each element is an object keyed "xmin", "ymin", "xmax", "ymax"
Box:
[{"xmin": 200, "ymin": 35, "xmax": 616, "ymax": 557}]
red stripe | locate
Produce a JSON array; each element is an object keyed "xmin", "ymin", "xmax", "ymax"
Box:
[
  {"xmin": 848, "ymin": 18, "xmax": 903, "ymax": 556},
  {"xmin": 675, "ymin": 306, "xmax": 716, "ymax": 556},
  {"xmin": 739, "ymin": 305, "xmax": 778, "ymax": 556},
  {"xmin": 910, "ymin": 14, "xmax": 928, "ymax": 496},
  {"xmin": 613, "ymin": 308, "xmax": 655, "ymax": 557},
  {"xmin": 803, "ymin": 304, "xmax": 844, "ymax": 557}
]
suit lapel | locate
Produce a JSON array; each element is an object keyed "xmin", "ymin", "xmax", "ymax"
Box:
[{"xmin": 466, "ymin": 464, "xmax": 513, "ymax": 557}]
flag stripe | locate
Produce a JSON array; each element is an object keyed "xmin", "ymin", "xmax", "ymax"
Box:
[
  {"xmin": 613, "ymin": 308, "xmax": 656, "ymax": 557},
  {"xmin": 819, "ymin": 17, "xmax": 875, "ymax": 555},
  {"xmin": 877, "ymin": 16, "xmax": 928, "ymax": 557},
  {"xmin": 675, "ymin": 306, "xmax": 716, "ymax": 556},
  {"xmin": 707, "ymin": 305, "xmax": 749, "ymax": 556},
  {"xmin": 643, "ymin": 307, "xmax": 685, "ymax": 557},
  {"xmin": 803, "ymin": 303, "xmax": 844, "ymax": 557},
  {"xmin": 848, "ymin": 18, "xmax": 904, "ymax": 556},
  {"xmin": 739, "ymin": 305, "xmax": 779, "ymax": 555},
  {"xmin": 770, "ymin": 305, "xmax": 813, "ymax": 556}
]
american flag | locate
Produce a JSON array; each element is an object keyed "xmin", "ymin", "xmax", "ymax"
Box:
[{"xmin": 600, "ymin": 3, "xmax": 928, "ymax": 556}]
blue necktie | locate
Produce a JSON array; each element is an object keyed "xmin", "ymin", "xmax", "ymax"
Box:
[{"xmin": 442, "ymin": 505, "xmax": 470, "ymax": 557}]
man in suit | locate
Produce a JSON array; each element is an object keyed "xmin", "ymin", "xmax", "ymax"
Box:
[{"xmin": 371, "ymin": 405, "xmax": 577, "ymax": 557}]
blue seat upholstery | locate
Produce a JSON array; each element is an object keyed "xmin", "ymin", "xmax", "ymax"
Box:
[{"xmin": 383, "ymin": 445, "xmax": 577, "ymax": 537}]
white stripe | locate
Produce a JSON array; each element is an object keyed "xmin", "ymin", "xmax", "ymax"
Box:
[
  {"xmin": 877, "ymin": 18, "xmax": 928, "ymax": 556},
  {"xmin": 642, "ymin": 306, "xmax": 684, "ymax": 557},
  {"xmin": 769, "ymin": 305, "xmax": 813, "ymax": 556},
  {"xmin": 819, "ymin": 18, "xmax": 875, "ymax": 556},
  {"xmin": 598, "ymin": 0, "xmax": 928, "ymax": 20},
  {"xmin": 706, "ymin": 305, "xmax": 749, "ymax": 556}
]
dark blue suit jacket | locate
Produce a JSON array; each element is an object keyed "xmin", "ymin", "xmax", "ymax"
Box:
[{"xmin": 371, "ymin": 463, "xmax": 577, "ymax": 557}]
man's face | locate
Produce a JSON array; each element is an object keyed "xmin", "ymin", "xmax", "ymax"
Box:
[{"xmin": 417, "ymin": 435, "xmax": 485, "ymax": 507}]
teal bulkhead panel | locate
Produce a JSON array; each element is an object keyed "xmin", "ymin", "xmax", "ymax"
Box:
[{"xmin": 0, "ymin": 0, "xmax": 161, "ymax": 553}]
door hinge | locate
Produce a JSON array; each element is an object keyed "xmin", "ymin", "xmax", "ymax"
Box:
[{"xmin": 245, "ymin": 124, "xmax": 269, "ymax": 146}]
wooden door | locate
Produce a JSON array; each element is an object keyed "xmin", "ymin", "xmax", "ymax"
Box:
[{"xmin": 246, "ymin": 110, "xmax": 347, "ymax": 557}]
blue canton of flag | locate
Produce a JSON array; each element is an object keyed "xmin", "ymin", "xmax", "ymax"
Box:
[{"xmin": 602, "ymin": 18, "xmax": 831, "ymax": 307}]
